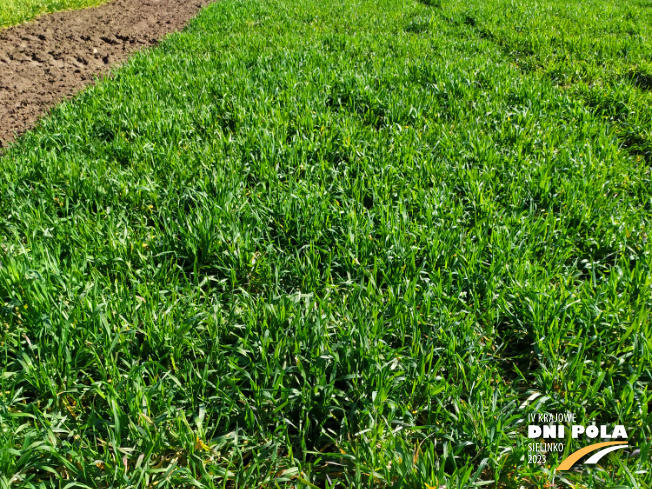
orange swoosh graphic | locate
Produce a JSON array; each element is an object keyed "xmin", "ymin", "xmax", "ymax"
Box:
[{"xmin": 557, "ymin": 442, "xmax": 625, "ymax": 471}]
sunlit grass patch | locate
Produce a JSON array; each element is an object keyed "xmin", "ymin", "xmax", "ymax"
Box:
[{"xmin": 0, "ymin": 0, "xmax": 106, "ymax": 28}]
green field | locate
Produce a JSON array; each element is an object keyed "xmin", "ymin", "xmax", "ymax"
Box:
[
  {"xmin": 0, "ymin": 0, "xmax": 105, "ymax": 28},
  {"xmin": 1, "ymin": 0, "xmax": 651, "ymax": 487}
]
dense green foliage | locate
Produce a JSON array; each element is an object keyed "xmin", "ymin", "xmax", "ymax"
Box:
[
  {"xmin": 1, "ymin": 0, "xmax": 651, "ymax": 486},
  {"xmin": 0, "ymin": 0, "xmax": 104, "ymax": 28}
]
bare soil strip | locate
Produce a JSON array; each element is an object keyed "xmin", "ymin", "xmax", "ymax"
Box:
[{"xmin": 0, "ymin": 0, "xmax": 213, "ymax": 148}]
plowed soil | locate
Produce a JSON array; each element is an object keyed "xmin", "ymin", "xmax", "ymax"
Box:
[{"xmin": 0, "ymin": 0, "xmax": 213, "ymax": 148}]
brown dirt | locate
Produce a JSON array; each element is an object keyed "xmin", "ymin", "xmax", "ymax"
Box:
[{"xmin": 0, "ymin": 0, "xmax": 213, "ymax": 148}]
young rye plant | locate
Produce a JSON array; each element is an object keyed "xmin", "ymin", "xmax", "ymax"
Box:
[{"xmin": 0, "ymin": 0, "xmax": 651, "ymax": 486}]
